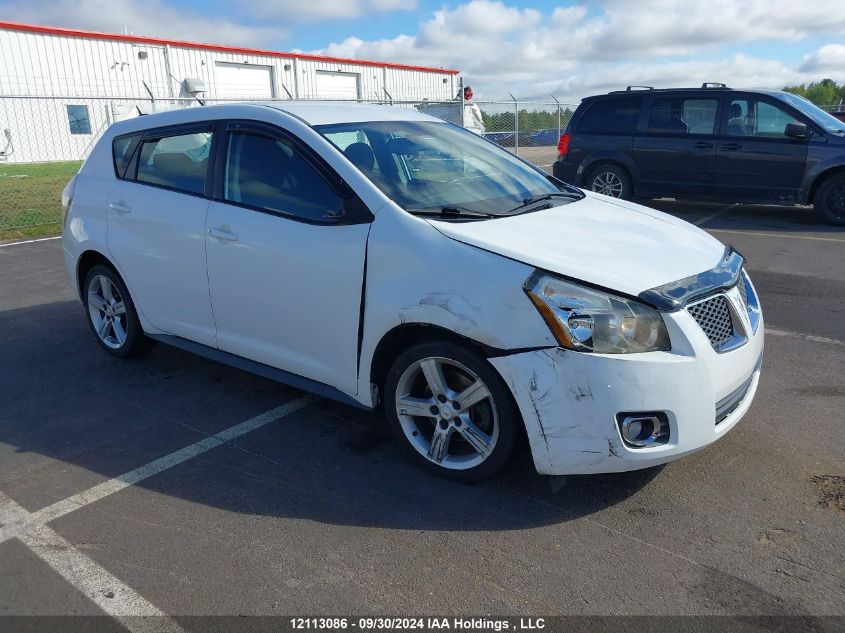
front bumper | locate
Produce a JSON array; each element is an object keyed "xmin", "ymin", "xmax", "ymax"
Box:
[{"xmin": 490, "ymin": 298, "xmax": 764, "ymax": 475}]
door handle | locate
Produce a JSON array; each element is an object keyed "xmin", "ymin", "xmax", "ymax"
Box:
[
  {"xmin": 208, "ymin": 226, "xmax": 239, "ymax": 241},
  {"xmin": 694, "ymin": 141, "xmax": 714, "ymax": 149},
  {"xmin": 108, "ymin": 202, "xmax": 132, "ymax": 215},
  {"xmin": 721, "ymin": 143, "xmax": 742, "ymax": 151}
]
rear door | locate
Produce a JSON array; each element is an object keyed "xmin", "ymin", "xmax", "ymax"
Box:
[
  {"xmin": 205, "ymin": 121, "xmax": 371, "ymax": 395},
  {"xmin": 714, "ymin": 93, "xmax": 809, "ymax": 202},
  {"xmin": 107, "ymin": 123, "xmax": 217, "ymax": 347},
  {"xmin": 631, "ymin": 92, "xmax": 720, "ymax": 197}
]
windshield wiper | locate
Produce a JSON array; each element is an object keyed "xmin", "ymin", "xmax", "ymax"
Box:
[
  {"xmin": 506, "ymin": 191, "xmax": 581, "ymax": 214},
  {"xmin": 522, "ymin": 192, "xmax": 582, "ymax": 206},
  {"xmin": 409, "ymin": 206, "xmax": 498, "ymax": 219}
]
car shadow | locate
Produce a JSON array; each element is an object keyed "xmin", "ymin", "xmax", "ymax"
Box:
[{"xmin": 0, "ymin": 300, "xmax": 662, "ymax": 532}]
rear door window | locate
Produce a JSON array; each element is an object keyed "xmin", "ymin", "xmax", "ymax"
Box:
[
  {"xmin": 648, "ymin": 97, "xmax": 718, "ymax": 135},
  {"xmin": 577, "ymin": 97, "xmax": 642, "ymax": 133},
  {"xmin": 135, "ymin": 131, "xmax": 213, "ymax": 195}
]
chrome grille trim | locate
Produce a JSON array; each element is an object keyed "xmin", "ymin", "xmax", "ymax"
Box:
[{"xmin": 739, "ymin": 270, "xmax": 762, "ymax": 334}]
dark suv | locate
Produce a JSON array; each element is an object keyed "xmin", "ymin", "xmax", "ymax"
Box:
[{"xmin": 553, "ymin": 84, "xmax": 845, "ymax": 225}]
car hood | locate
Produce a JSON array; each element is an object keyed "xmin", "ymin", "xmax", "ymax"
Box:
[{"xmin": 428, "ymin": 191, "xmax": 727, "ymax": 297}]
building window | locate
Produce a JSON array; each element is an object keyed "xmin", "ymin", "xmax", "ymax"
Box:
[{"xmin": 66, "ymin": 105, "xmax": 91, "ymax": 135}]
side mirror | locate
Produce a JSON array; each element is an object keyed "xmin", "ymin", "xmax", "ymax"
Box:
[{"xmin": 784, "ymin": 122, "xmax": 808, "ymax": 139}]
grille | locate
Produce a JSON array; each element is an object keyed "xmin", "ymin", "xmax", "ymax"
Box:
[{"xmin": 687, "ymin": 295, "xmax": 735, "ymax": 349}]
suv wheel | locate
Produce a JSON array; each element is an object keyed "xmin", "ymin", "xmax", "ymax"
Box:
[
  {"xmin": 587, "ymin": 164, "xmax": 632, "ymax": 200},
  {"xmin": 384, "ymin": 341, "xmax": 519, "ymax": 482},
  {"xmin": 813, "ymin": 172, "xmax": 845, "ymax": 226},
  {"xmin": 83, "ymin": 264, "xmax": 153, "ymax": 357}
]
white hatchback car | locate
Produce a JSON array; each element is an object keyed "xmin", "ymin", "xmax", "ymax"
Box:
[{"xmin": 62, "ymin": 102, "xmax": 764, "ymax": 481}]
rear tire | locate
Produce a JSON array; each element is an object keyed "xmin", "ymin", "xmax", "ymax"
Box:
[
  {"xmin": 813, "ymin": 172, "xmax": 845, "ymax": 226},
  {"xmin": 384, "ymin": 341, "xmax": 519, "ymax": 483},
  {"xmin": 587, "ymin": 164, "xmax": 633, "ymax": 200},
  {"xmin": 82, "ymin": 264, "xmax": 153, "ymax": 358}
]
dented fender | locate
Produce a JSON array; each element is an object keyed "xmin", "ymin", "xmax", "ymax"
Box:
[{"xmin": 357, "ymin": 204, "xmax": 558, "ymax": 403}]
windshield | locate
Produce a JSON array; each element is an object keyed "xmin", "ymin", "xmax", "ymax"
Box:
[
  {"xmin": 779, "ymin": 92, "xmax": 845, "ymax": 134},
  {"xmin": 314, "ymin": 120, "xmax": 580, "ymax": 217}
]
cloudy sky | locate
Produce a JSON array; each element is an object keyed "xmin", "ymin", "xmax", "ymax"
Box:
[{"xmin": 2, "ymin": 0, "xmax": 844, "ymax": 102}]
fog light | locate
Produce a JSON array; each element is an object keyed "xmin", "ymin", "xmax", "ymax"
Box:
[{"xmin": 617, "ymin": 413, "xmax": 669, "ymax": 448}]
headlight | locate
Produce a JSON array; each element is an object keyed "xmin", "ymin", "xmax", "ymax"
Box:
[{"xmin": 524, "ymin": 271, "xmax": 670, "ymax": 353}]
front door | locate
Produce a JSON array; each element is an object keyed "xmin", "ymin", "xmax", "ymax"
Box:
[
  {"xmin": 714, "ymin": 94, "xmax": 809, "ymax": 202},
  {"xmin": 107, "ymin": 124, "xmax": 217, "ymax": 346},
  {"xmin": 632, "ymin": 93, "xmax": 720, "ymax": 197},
  {"xmin": 205, "ymin": 123, "xmax": 370, "ymax": 395}
]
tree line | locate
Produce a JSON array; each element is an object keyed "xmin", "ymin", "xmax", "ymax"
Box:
[
  {"xmin": 783, "ymin": 79, "xmax": 844, "ymax": 108},
  {"xmin": 479, "ymin": 108, "xmax": 574, "ymax": 133}
]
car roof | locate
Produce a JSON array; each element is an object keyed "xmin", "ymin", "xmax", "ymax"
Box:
[
  {"xmin": 590, "ymin": 87, "xmax": 789, "ymax": 101},
  {"xmin": 260, "ymin": 100, "xmax": 438, "ymax": 125},
  {"xmin": 105, "ymin": 101, "xmax": 442, "ymax": 136}
]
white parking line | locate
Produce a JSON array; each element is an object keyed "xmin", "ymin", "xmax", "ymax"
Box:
[
  {"xmin": 1, "ymin": 395, "xmax": 316, "ymax": 543},
  {"xmin": 0, "ymin": 491, "xmax": 186, "ymax": 632},
  {"xmin": 707, "ymin": 228, "xmax": 845, "ymax": 243},
  {"xmin": 0, "ymin": 235, "xmax": 61, "ymax": 247},
  {"xmin": 764, "ymin": 327, "xmax": 844, "ymax": 346},
  {"xmin": 693, "ymin": 205, "xmax": 734, "ymax": 226},
  {"xmin": 0, "ymin": 395, "xmax": 315, "ymax": 629}
]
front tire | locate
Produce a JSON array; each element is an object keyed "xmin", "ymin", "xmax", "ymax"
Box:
[
  {"xmin": 813, "ymin": 172, "xmax": 845, "ymax": 226},
  {"xmin": 83, "ymin": 264, "xmax": 152, "ymax": 357},
  {"xmin": 587, "ymin": 164, "xmax": 632, "ymax": 200},
  {"xmin": 384, "ymin": 341, "xmax": 519, "ymax": 482}
]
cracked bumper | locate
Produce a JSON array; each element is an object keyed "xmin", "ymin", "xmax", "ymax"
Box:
[{"xmin": 490, "ymin": 309, "xmax": 764, "ymax": 475}]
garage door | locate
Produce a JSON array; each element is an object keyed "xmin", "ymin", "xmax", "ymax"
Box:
[
  {"xmin": 214, "ymin": 62, "xmax": 274, "ymax": 99},
  {"xmin": 315, "ymin": 71, "xmax": 361, "ymax": 100}
]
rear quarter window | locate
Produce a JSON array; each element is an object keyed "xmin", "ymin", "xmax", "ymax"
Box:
[
  {"xmin": 112, "ymin": 134, "xmax": 141, "ymax": 179},
  {"xmin": 577, "ymin": 97, "xmax": 642, "ymax": 134}
]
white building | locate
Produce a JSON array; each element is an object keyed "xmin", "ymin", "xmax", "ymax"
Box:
[{"xmin": 0, "ymin": 20, "xmax": 460, "ymax": 163}]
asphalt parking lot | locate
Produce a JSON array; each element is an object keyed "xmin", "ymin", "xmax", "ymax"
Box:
[{"xmin": 1, "ymin": 190, "xmax": 844, "ymax": 629}]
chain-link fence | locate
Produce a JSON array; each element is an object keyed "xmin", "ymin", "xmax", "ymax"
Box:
[
  {"xmin": 473, "ymin": 100, "xmax": 574, "ymax": 169},
  {"xmin": 0, "ymin": 94, "xmax": 575, "ymax": 234}
]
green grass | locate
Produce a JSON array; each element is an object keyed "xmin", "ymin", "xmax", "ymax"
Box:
[{"xmin": 0, "ymin": 161, "xmax": 82, "ymax": 240}]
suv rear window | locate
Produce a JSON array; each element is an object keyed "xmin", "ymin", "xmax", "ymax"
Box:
[{"xmin": 578, "ymin": 97, "xmax": 642, "ymax": 134}]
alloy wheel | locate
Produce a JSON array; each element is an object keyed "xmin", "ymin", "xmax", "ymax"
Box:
[
  {"xmin": 826, "ymin": 184, "xmax": 845, "ymax": 220},
  {"xmin": 592, "ymin": 171, "xmax": 624, "ymax": 197},
  {"xmin": 394, "ymin": 356, "xmax": 499, "ymax": 471},
  {"xmin": 87, "ymin": 274, "xmax": 128, "ymax": 349}
]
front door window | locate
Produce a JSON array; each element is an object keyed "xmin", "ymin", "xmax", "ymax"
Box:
[{"xmin": 726, "ymin": 98, "xmax": 800, "ymax": 138}]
